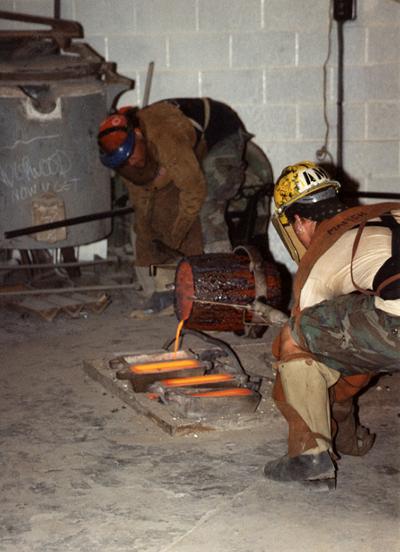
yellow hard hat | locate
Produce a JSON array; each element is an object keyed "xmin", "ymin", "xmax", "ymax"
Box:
[{"xmin": 274, "ymin": 161, "xmax": 340, "ymax": 225}]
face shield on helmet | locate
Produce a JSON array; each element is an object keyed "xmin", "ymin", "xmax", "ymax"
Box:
[
  {"xmin": 271, "ymin": 161, "xmax": 341, "ymax": 263},
  {"xmin": 97, "ymin": 110, "xmax": 136, "ymax": 169}
]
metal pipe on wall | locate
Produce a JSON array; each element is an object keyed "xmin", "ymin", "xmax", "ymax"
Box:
[
  {"xmin": 336, "ymin": 20, "xmax": 344, "ymax": 179},
  {"xmin": 54, "ymin": 0, "xmax": 61, "ymax": 19}
]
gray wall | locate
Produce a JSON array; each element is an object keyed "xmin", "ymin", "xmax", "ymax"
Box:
[{"xmin": 1, "ymin": 0, "xmax": 399, "ymax": 268}]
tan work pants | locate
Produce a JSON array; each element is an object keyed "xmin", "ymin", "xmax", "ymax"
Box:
[{"xmin": 274, "ymin": 358, "xmax": 340, "ymax": 456}]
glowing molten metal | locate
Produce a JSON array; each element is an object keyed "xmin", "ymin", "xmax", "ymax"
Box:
[
  {"xmin": 190, "ymin": 388, "xmax": 254, "ymax": 398},
  {"xmin": 160, "ymin": 374, "xmax": 234, "ymax": 387},
  {"xmin": 130, "ymin": 358, "xmax": 201, "ymax": 374}
]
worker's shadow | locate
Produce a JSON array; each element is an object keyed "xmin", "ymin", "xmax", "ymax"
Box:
[{"xmin": 320, "ymin": 163, "xmax": 363, "ymax": 208}]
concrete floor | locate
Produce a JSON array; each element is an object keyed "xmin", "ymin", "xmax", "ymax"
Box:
[{"xmin": 1, "ymin": 292, "xmax": 399, "ymax": 552}]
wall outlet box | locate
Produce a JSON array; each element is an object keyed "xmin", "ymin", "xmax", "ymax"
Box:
[{"xmin": 334, "ymin": 0, "xmax": 357, "ymax": 21}]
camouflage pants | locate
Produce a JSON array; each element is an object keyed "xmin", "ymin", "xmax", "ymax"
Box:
[
  {"xmin": 289, "ymin": 294, "xmax": 400, "ymax": 376},
  {"xmin": 200, "ymin": 129, "xmax": 249, "ymax": 252}
]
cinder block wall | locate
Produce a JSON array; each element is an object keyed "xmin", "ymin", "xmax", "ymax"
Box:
[{"xmin": 2, "ymin": 0, "xmax": 399, "ymax": 269}]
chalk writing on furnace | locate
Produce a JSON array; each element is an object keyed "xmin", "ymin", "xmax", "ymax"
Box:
[
  {"xmin": 0, "ymin": 150, "xmax": 72, "ymax": 189},
  {"xmin": 0, "ymin": 134, "xmax": 60, "ymax": 151},
  {"xmin": 3, "ymin": 178, "xmax": 81, "ymax": 205}
]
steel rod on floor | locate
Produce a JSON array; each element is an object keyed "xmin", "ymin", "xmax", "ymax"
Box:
[
  {"xmin": 0, "ymin": 258, "xmax": 119, "ymax": 271},
  {"xmin": 0, "ymin": 283, "xmax": 138, "ymax": 297},
  {"xmin": 4, "ymin": 206, "xmax": 134, "ymax": 239}
]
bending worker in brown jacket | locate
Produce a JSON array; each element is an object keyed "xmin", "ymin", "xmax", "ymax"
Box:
[
  {"xmin": 97, "ymin": 98, "xmax": 251, "ymax": 306},
  {"xmin": 265, "ymin": 161, "xmax": 400, "ymax": 489}
]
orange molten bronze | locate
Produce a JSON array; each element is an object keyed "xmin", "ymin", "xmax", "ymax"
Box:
[
  {"xmin": 130, "ymin": 358, "xmax": 201, "ymax": 374},
  {"xmin": 160, "ymin": 373, "xmax": 234, "ymax": 387},
  {"xmin": 190, "ymin": 388, "xmax": 253, "ymax": 398},
  {"xmin": 174, "ymin": 319, "xmax": 185, "ymax": 353}
]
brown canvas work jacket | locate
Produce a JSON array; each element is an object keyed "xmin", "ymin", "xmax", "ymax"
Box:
[{"xmin": 122, "ymin": 101, "xmax": 207, "ymax": 266}]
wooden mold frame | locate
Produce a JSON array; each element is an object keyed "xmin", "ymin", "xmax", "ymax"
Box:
[{"xmin": 83, "ymin": 351, "xmax": 271, "ymax": 436}]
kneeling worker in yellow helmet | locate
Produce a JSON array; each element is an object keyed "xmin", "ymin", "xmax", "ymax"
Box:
[{"xmin": 265, "ymin": 161, "xmax": 400, "ymax": 488}]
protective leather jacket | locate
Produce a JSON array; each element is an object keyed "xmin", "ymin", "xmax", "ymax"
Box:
[{"xmin": 122, "ymin": 98, "xmax": 244, "ymax": 265}]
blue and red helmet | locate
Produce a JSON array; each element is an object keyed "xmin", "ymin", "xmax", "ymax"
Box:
[{"xmin": 97, "ymin": 108, "xmax": 136, "ymax": 169}]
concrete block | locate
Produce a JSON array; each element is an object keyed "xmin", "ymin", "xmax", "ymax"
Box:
[
  {"xmin": 237, "ymin": 105, "xmax": 297, "ymax": 140},
  {"xmin": 0, "ymin": 2, "xmax": 17, "ymax": 30},
  {"xmin": 299, "ymin": 28, "xmax": 364, "ymax": 69},
  {"xmin": 263, "ymin": 0, "xmax": 329, "ymax": 30},
  {"xmin": 136, "ymin": 0, "xmax": 196, "ymax": 33},
  {"xmin": 201, "ymin": 69, "xmax": 263, "ymax": 105},
  {"xmin": 1, "ymin": 1, "xmax": 73, "ymax": 27},
  {"xmin": 367, "ymin": 102, "xmax": 400, "ymax": 140},
  {"xmin": 343, "ymin": 103, "xmax": 366, "ymax": 141},
  {"xmin": 14, "ymin": 0, "xmax": 54, "ymax": 17},
  {"xmin": 169, "ymin": 33, "xmax": 230, "ymax": 70},
  {"xmin": 260, "ymin": 140, "xmax": 326, "ymax": 176},
  {"xmin": 75, "ymin": 0, "xmax": 135, "ymax": 35},
  {"xmin": 85, "ymin": 36, "xmax": 107, "ymax": 60},
  {"xmin": 118, "ymin": 71, "xmax": 199, "ymax": 107},
  {"xmin": 325, "ymin": 66, "xmax": 337, "ymax": 103},
  {"xmin": 298, "ymin": 103, "xmax": 334, "ymax": 141},
  {"xmin": 108, "ymin": 35, "xmax": 167, "ymax": 71},
  {"xmin": 0, "ymin": 0, "xmax": 73, "ymax": 28},
  {"xmin": 232, "ymin": 31, "xmax": 295, "ymax": 68},
  {"xmin": 199, "ymin": 0, "xmax": 261, "ymax": 31},
  {"xmin": 368, "ymin": 27, "xmax": 400, "ymax": 64},
  {"xmin": 342, "ymin": 64, "xmax": 399, "ymax": 102},
  {"xmin": 265, "ymin": 67, "xmax": 323, "ymax": 102},
  {"xmin": 58, "ymin": 0, "xmax": 75, "ymax": 20},
  {"xmin": 299, "ymin": 102, "xmax": 365, "ymax": 142},
  {"xmin": 343, "ymin": 141, "xmax": 399, "ymax": 180},
  {"xmin": 298, "ymin": 31, "xmax": 336, "ymax": 67},
  {"xmin": 0, "ymin": 0, "xmax": 14, "ymax": 11},
  {"xmin": 367, "ymin": 177, "xmax": 400, "ymax": 194},
  {"xmin": 6, "ymin": 0, "xmax": 54, "ymax": 32},
  {"xmin": 139, "ymin": 70, "xmax": 200, "ymax": 103},
  {"xmin": 355, "ymin": 197, "xmax": 380, "ymax": 206},
  {"xmin": 358, "ymin": 0, "xmax": 400, "ymax": 26},
  {"xmin": 343, "ymin": 27, "xmax": 366, "ymax": 65}
]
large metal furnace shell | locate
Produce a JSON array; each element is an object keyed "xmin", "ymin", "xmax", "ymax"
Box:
[
  {"xmin": 0, "ymin": 81, "xmax": 111, "ymax": 249},
  {"xmin": 0, "ymin": 10, "xmax": 134, "ymax": 250}
]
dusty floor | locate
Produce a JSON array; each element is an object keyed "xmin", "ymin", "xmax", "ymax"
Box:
[{"xmin": 0, "ymin": 290, "xmax": 399, "ymax": 552}]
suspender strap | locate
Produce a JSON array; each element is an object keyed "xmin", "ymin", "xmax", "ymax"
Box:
[
  {"xmin": 350, "ymin": 222, "xmax": 374, "ymax": 295},
  {"xmin": 187, "ymin": 98, "xmax": 211, "ymax": 137},
  {"xmin": 376, "ymin": 272, "xmax": 400, "ymax": 296},
  {"xmin": 372, "ymin": 215, "xmax": 400, "ymax": 298},
  {"xmin": 351, "ymin": 213, "xmax": 400, "ymax": 297}
]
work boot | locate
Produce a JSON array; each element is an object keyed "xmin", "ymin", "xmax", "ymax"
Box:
[
  {"xmin": 129, "ymin": 291, "xmax": 174, "ymax": 319},
  {"xmin": 264, "ymin": 451, "xmax": 336, "ymax": 489},
  {"xmin": 146, "ymin": 290, "xmax": 174, "ymax": 312}
]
